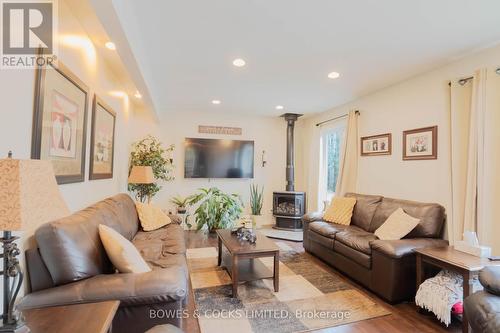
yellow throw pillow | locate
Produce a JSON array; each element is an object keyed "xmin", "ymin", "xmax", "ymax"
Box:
[
  {"xmin": 135, "ymin": 202, "xmax": 172, "ymax": 231},
  {"xmin": 323, "ymin": 197, "xmax": 357, "ymax": 225}
]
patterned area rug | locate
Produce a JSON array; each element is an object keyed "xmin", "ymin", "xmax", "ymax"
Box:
[{"xmin": 187, "ymin": 242, "xmax": 390, "ymax": 333}]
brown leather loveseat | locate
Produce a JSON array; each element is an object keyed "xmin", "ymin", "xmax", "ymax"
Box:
[
  {"xmin": 18, "ymin": 194, "xmax": 188, "ymax": 333},
  {"xmin": 303, "ymin": 193, "xmax": 448, "ymax": 303}
]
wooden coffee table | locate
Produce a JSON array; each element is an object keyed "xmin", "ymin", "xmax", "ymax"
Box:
[
  {"xmin": 216, "ymin": 229, "xmax": 279, "ymax": 298},
  {"xmin": 415, "ymin": 246, "xmax": 500, "ymax": 333}
]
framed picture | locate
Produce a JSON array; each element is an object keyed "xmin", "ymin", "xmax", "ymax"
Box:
[
  {"xmin": 31, "ymin": 51, "xmax": 89, "ymax": 184},
  {"xmin": 361, "ymin": 133, "xmax": 392, "ymax": 156},
  {"xmin": 89, "ymin": 96, "xmax": 116, "ymax": 180},
  {"xmin": 403, "ymin": 126, "xmax": 438, "ymax": 160}
]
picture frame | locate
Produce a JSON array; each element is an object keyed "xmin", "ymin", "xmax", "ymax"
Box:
[
  {"xmin": 361, "ymin": 133, "xmax": 392, "ymax": 156},
  {"xmin": 403, "ymin": 126, "xmax": 438, "ymax": 160},
  {"xmin": 31, "ymin": 49, "xmax": 89, "ymax": 184},
  {"xmin": 89, "ymin": 95, "xmax": 116, "ymax": 180}
]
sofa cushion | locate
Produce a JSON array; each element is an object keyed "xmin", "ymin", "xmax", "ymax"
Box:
[
  {"xmin": 308, "ymin": 230, "xmax": 334, "ymax": 249},
  {"xmin": 99, "ymin": 224, "xmax": 151, "ymax": 273},
  {"xmin": 369, "ymin": 197, "xmax": 445, "ymax": 238},
  {"xmin": 345, "ymin": 193, "xmax": 383, "ymax": 231},
  {"xmin": 35, "ymin": 194, "xmax": 140, "ymax": 286},
  {"xmin": 309, "ymin": 221, "xmax": 349, "ymax": 238},
  {"xmin": 136, "ymin": 202, "xmax": 172, "ymax": 231},
  {"xmin": 333, "ymin": 241, "xmax": 372, "ymax": 269},
  {"xmin": 335, "ymin": 226, "xmax": 377, "ymax": 255}
]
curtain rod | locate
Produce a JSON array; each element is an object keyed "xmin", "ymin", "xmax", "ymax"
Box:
[
  {"xmin": 316, "ymin": 110, "xmax": 360, "ymax": 127},
  {"xmin": 451, "ymin": 67, "xmax": 500, "ymax": 86}
]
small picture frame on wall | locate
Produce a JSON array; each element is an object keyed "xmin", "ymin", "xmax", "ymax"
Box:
[
  {"xmin": 31, "ymin": 49, "xmax": 89, "ymax": 184},
  {"xmin": 89, "ymin": 96, "xmax": 116, "ymax": 180},
  {"xmin": 403, "ymin": 126, "xmax": 438, "ymax": 160},
  {"xmin": 361, "ymin": 133, "xmax": 392, "ymax": 156}
]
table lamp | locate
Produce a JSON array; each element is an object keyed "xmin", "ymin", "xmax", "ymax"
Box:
[
  {"xmin": 0, "ymin": 155, "xmax": 69, "ymax": 332},
  {"xmin": 128, "ymin": 166, "xmax": 155, "ymax": 203}
]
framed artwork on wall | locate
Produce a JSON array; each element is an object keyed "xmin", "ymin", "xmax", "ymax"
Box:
[
  {"xmin": 89, "ymin": 96, "xmax": 116, "ymax": 180},
  {"xmin": 361, "ymin": 133, "xmax": 392, "ymax": 156},
  {"xmin": 403, "ymin": 126, "xmax": 438, "ymax": 160},
  {"xmin": 31, "ymin": 51, "xmax": 89, "ymax": 184}
]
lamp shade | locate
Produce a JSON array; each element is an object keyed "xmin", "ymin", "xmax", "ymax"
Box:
[
  {"xmin": 0, "ymin": 159, "xmax": 69, "ymax": 231},
  {"xmin": 128, "ymin": 166, "xmax": 155, "ymax": 184}
]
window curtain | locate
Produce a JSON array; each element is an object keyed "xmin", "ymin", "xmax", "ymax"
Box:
[
  {"xmin": 449, "ymin": 68, "xmax": 487, "ymax": 244},
  {"xmin": 335, "ymin": 110, "xmax": 359, "ymax": 196}
]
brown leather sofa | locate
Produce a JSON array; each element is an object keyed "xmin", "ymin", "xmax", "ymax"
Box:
[
  {"xmin": 18, "ymin": 194, "xmax": 188, "ymax": 333},
  {"xmin": 303, "ymin": 193, "xmax": 448, "ymax": 303}
]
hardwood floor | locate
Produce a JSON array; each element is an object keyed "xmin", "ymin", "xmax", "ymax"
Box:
[{"xmin": 182, "ymin": 230, "xmax": 461, "ymax": 333}]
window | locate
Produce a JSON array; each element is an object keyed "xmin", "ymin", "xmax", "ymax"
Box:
[{"xmin": 318, "ymin": 122, "xmax": 345, "ymax": 209}]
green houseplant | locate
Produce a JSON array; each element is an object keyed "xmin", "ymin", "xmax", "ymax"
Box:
[
  {"xmin": 250, "ymin": 184, "xmax": 265, "ymax": 228},
  {"xmin": 187, "ymin": 187, "xmax": 243, "ymax": 232},
  {"xmin": 170, "ymin": 195, "xmax": 191, "ymax": 214},
  {"xmin": 128, "ymin": 135, "xmax": 174, "ymax": 203}
]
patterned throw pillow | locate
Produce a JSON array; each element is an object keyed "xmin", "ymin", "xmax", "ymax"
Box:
[
  {"xmin": 374, "ymin": 208, "xmax": 420, "ymax": 240},
  {"xmin": 323, "ymin": 197, "xmax": 357, "ymax": 225},
  {"xmin": 135, "ymin": 202, "xmax": 172, "ymax": 231}
]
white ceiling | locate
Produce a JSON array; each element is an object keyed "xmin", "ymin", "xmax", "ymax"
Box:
[{"xmin": 111, "ymin": 0, "xmax": 500, "ymax": 116}]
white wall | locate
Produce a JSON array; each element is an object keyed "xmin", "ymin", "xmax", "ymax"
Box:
[
  {"xmin": 297, "ymin": 44, "xmax": 500, "ymax": 254},
  {"xmin": 147, "ymin": 110, "xmax": 289, "ymax": 224}
]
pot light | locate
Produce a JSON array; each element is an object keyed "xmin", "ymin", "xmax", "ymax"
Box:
[
  {"xmin": 232, "ymin": 58, "xmax": 246, "ymax": 67},
  {"xmin": 105, "ymin": 42, "xmax": 116, "ymax": 50},
  {"xmin": 134, "ymin": 91, "xmax": 142, "ymax": 99},
  {"xmin": 327, "ymin": 71, "xmax": 340, "ymax": 79},
  {"xmin": 275, "ymin": 105, "xmax": 284, "ymax": 110},
  {"xmin": 212, "ymin": 100, "xmax": 221, "ymax": 105}
]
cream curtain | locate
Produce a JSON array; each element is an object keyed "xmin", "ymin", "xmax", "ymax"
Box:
[
  {"xmin": 449, "ymin": 68, "xmax": 487, "ymax": 244},
  {"xmin": 307, "ymin": 125, "xmax": 322, "ymax": 212},
  {"xmin": 335, "ymin": 110, "xmax": 359, "ymax": 196}
]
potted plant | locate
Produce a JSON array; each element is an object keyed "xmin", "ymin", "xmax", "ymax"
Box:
[
  {"xmin": 128, "ymin": 135, "xmax": 174, "ymax": 203},
  {"xmin": 250, "ymin": 184, "xmax": 265, "ymax": 228},
  {"xmin": 170, "ymin": 195, "xmax": 191, "ymax": 214},
  {"xmin": 187, "ymin": 187, "xmax": 243, "ymax": 232}
]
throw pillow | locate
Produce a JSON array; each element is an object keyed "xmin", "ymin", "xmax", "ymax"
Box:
[
  {"xmin": 323, "ymin": 197, "xmax": 357, "ymax": 225},
  {"xmin": 135, "ymin": 202, "xmax": 172, "ymax": 231},
  {"xmin": 98, "ymin": 224, "xmax": 151, "ymax": 273},
  {"xmin": 374, "ymin": 208, "xmax": 420, "ymax": 240}
]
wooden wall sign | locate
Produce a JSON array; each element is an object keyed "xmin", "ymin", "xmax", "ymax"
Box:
[{"xmin": 198, "ymin": 125, "xmax": 242, "ymax": 135}]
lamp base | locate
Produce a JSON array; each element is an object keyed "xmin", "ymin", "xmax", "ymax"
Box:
[{"xmin": 0, "ymin": 321, "xmax": 29, "ymax": 333}]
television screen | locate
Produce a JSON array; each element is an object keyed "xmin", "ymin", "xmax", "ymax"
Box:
[{"xmin": 184, "ymin": 138, "xmax": 254, "ymax": 178}]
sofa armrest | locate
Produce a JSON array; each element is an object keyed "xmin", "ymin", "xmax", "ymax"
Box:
[
  {"xmin": 370, "ymin": 238, "xmax": 448, "ymax": 259},
  {"xmin": 18, "ymin": 265, "xmax": 187, "ymax": 310},
  {"xmin": 479, "ymin": 266, "xmax": 500, "ymax": 296},
  {"xmin": 302, "ymin": 211, "xmax": 324, "ymax": 224}
]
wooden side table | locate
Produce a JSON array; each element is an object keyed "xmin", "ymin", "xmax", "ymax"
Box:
[
  {"xmin": 415, "ymin": 246, "xmax": 500, "ymax": 333},
  {"xmin": 22, "ymin": 301, "xmax": 120, "ymax": 333}
]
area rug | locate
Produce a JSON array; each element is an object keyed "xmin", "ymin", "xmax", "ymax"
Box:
[
  {"xmin": 187, "ymin": 243, "xmax": 390, "ymax": 333},
  {"xmin": 258, "ymin": 225, "xmax": 303, "ymax": 242}
]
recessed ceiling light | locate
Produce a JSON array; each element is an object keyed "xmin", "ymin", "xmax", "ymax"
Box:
[
  {"xmin": 327, "ymin": 71, "xmax": 340, "ymax": 79},
  {"xmin": 134, "ymin": 91, "xmax": 142, "ymax": 99},
  {"xmin": 212, "ymin": 100, "xmax": 221, "ymax": 105},
  {"xmin": 232, "ymin": 58, "xmax": 246, "ymax": 67},
  {"xmin": 105, "ymin": 42, "xmax": 116, "ymax": 50},
  {"xmin": 275, "ymin": 105, "xmax": 284, "ymax": 110}
]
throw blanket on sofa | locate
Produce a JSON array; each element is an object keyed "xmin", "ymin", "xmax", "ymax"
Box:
[{"xmin": 415, "ymin": 270, "xmax": 481, "ymax": 326}]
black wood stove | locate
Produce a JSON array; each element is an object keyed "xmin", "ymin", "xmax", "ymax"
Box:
[{"xmin": 273, "ymin": 113, "xmax": 306, "ymax": 231}]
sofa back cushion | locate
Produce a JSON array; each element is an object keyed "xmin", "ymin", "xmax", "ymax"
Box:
[
  {"xmin": 369, "ymin": 197, "xmax": 445, "ymax": 238},
  {"xmin": 345, "ymin": 193, "xmax": 383, "ymax": 231},
  {"xmin": 35, "ymin": 194, "xmax": 139, "ymax": 286}
]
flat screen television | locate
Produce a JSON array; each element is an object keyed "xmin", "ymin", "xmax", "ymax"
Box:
[{"xmin": 184, "ymin": 138, "xmax": 254, "ymax": 178}]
